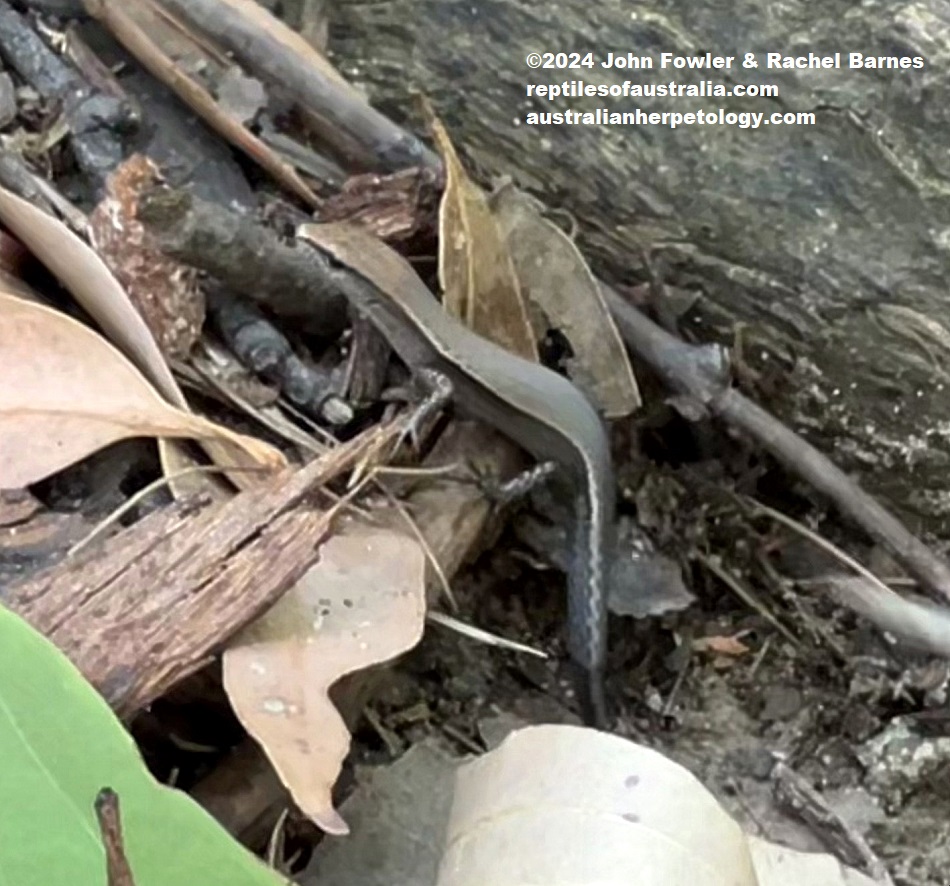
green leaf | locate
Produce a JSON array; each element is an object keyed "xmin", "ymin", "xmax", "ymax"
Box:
[{"xmin": 0, "ymin": 604, "xmax": 291, "ymax": 885}]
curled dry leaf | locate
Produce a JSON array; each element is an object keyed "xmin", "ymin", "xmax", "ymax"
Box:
[
  {"xmin": 0, "ymin": 293, "xmax": 283, "ymax": 488},
  {"xmin": 426, "ymin": 105, "xmax": 537, "ymax": 362},
  {"xmin": 88, "ymin": 154, "xmax": 204, "ymax": 360},
  {"xmin": 439, "ymin": 725, "xmax": 878, "ymax": 886},
  {"xmin": 0, "ymin": 183, "xmax": 286, "ymax": 491},
  {"xmin": 491, "ymin": 183, "xmax": 640, "ymax": 419},
  {"xmin": 692, "ymin": 634, "xmax": 751, "ymax": 657},
  {"xmin": 223, "ymin": 525, "xmax": 427, "ymax": 835},
  {"xmin": 0, "ymin": 183, "xmax": 182, "ymax": 405}
]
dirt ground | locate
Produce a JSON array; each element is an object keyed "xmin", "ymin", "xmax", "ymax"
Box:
[{"xmin": 350, "ymin": 458, "xmax": 950, "ymax": 886}]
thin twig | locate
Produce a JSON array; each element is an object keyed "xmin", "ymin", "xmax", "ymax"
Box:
[
  {"xmin": 603, "ymin": 288, "xmax": 950, "ymax": 603},
  {"xmin": 746, "ymin": 497, "xmax": 950, "ymax": 657},
  {"xmin": 426, "ymin": 610, "xmax": 548, "ymax": 657},
  {"xmin": 695, "ymin": 553, "xmax": 801, "ymax": 648},
  {"xmin": 744, "ymin": 498, "xmax": 895, "ymax": 598},
  {"xmin": 371, "ymin": 477, "xmax": 458, "ymax": 612}
]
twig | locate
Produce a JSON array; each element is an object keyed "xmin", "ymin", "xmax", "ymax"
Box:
[
  {"xmin": 136, "ymin": 185, "xmax": 347, "ymax": 334},
  {"xmin": 0, "ymin": 0, "xmax": 130, "ymax": 192},
  {"xmin": 157, "ymin": 0, "xmax": 434, "ymax": 171},
  {"xmin": 84, "ymin": 0, "xmax": 320, "ymax": 208},
  {"xmin": 603, "ymin": 288, "xmax": 950, "ymax": 604},
  {"xmin": 743, "ymin": 499, "xmax": 895, "ymax": 598},
  {"xmin": 206, "ymin": 287, "xmax": 353, "ymax": 426},
  {"xmin": 695, "ymin": 553, "xmax": 801, "ymax": 648},
  {"xmin": 773, "ymin": 762, "xmax": 894, "ymax": 885},
  {"xmin": 746, "ymin": 498, "xmax": 950, "ymax": 656},
  {"xmin": 426, "ymin": 610, "xmax": 548, "ymax": 658},
  {"xmin": 94, "ymin": 789, "xmax": 138, "ymax": 886}
]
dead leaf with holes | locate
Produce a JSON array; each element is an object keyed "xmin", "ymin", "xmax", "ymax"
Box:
[
  {"xmin": 0, "ymin": 293, "xmax": 283, "ymax": 488},
  {"xmin": 301, "ymin": 724, "xmax": 882, "ymax": 886},
  {"xmin": 491, "ymin": 182, "xmax": 640, "ymax": 418},
  {"xmin": 222, "ymin": 525, "xmax": 427, "ymax": 835},
  {"xmin": 424, "ymin": 105, "xmax": 537, "ymax": 361},
  {"xmin": 438, "ymin": 725, "xmax": 879, "ymax": 886}
]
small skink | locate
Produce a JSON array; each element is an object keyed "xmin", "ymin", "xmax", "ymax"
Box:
[{"xmin": 298, "ymin": 222, "xmax": 615, "ymax": 726}]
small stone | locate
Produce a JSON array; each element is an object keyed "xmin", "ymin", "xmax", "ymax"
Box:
[
  {"xmin": 0, "ymin": 73, "xmax": 16, "ymax": 128},
  {"xmin": 760, "ymin": 685, "xmax": 804, "ymax": 722}
]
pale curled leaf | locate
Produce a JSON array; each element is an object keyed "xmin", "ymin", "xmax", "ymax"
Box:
[
  {"xmin": 439, "ymin": 725, "xmax": 879, "ymax": 886},
  {"xmin": 426, "ymin": 106, "xmax": 537, "ymax": 362},
  {"xmin": 223, "ymin": 526, "xmax": 427, "ymax": 834},
  {"xmin": 0, "ymin": 183, "xmax": 285, "ymax": 492},
  {"xmin": 0, "ymin": 293, "xmax": 282, "ymax": 487},
  {"xmin": 0, "ymin": 183, "xmax": 183, "ymax": 406},
  {"xmin": 491, "ymin": 184, "xmax": 641, "ymax": 418}
]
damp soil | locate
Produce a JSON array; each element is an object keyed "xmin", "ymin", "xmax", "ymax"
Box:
[{"xmin": 354, "ymin": 455, "xmax": 950, "ymax": 886}]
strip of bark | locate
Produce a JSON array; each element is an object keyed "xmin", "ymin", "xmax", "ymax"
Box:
[{"xmin": 2, "ymin": 421, "xmax": 396, "ymax": 716}]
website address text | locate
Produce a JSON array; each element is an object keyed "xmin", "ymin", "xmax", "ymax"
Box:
[{"xmin": 524, "ymin": 108, "xmax": 816, "ymax": 129}]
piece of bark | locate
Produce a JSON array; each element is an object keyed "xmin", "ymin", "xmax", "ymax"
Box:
[
  {"xmin": 89, "ymin": 154, "xmax": 205, "ymax": 360},
  {"xmin": 1, "ymin": 422, "xmax": 396, "ymax": 716},
  {"xmin": 317, "ymin": 166, "xmax": 442, "ymax": 245}
]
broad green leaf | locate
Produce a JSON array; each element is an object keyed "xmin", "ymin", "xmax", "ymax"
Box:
[{"xmin": 0, "ymin": 603, "xmax": 291, "ymax": 886}]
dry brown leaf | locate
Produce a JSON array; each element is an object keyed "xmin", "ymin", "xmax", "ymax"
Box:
[
  {"xmin": 425, "ymin": 106, "xmax": 537, "ymax": 362},
  {"xmin": 0, "ymin": 293, "xmax": 282, "ymax": 487},
  {"xmin": 0, "ymin": 184, "xmax": 182, "ymax": 406},
  {"xmin": 0, "ymin": 184, "xmax": 286, "ymax": 492},
  {"xmin": 223, "ymin": 525, "xmax": 427, "ymax": 835},
  {"xmin": 88, "ymin": 155, "xmax": 204, "ymax": 360},
  {"xmin": 439, "ymin": 725, "xmax": 879, "ymax": 886},
  {"xmin": 692, "ymin": 634, "xmax": 751, "ymax": 657},
  {"xmin": 491, "ymin": 183, "xmax": 640, "ymax": 419}
]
